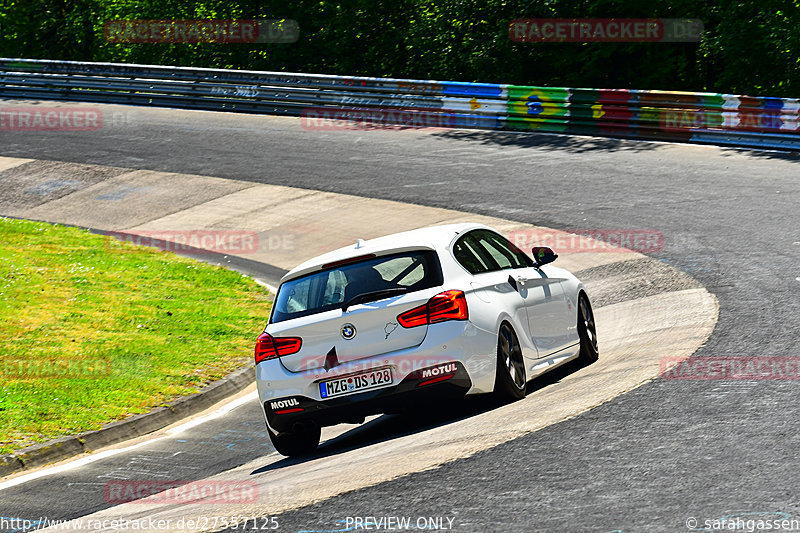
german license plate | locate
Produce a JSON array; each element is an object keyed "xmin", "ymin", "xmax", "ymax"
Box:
[{"xmin": 319, "ymin": 368, "xmax": 393, "ymax": 399}]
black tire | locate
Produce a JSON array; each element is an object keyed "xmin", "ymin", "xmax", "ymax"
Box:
[
  {"xmin": 494, "ymin": 322, "xmax": 527, "ymax": 401},
  {"xmin": 577, "ymin": 293, "xmax": 599, "ymax": 364},
  {"xmin": 268, "ymin": 424, "xmax": 321, "ymax": 457}
]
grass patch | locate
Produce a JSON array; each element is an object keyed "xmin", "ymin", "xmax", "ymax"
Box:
[{"xmin": 0, "ymin": 218, "xmax": 271, "ymax": 455}]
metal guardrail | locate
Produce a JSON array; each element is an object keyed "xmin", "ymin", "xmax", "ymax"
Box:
[{"xmin": 1, "ymin": 58, "xmax": 798, "ymax": 150}]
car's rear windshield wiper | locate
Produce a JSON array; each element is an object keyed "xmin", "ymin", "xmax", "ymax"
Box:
[{"xmin": 342, "ymin": 288, "xmax": 407, "ymax": 312}]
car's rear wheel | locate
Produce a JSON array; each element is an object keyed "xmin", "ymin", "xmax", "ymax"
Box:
[
  {"xmin": 577, "ymin": 293, "xmax": 599, "ymax": 364},
  {"xmin": 494, "ymin": 322, "xmax": 527, "ymax": 401},
  {"xmin": 268, "ymin": 423, "xmax": 320, "ymax": 457}
]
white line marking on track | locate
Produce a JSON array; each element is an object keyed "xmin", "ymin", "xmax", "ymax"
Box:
[
  {"xmin": 0, "ymin": 391, "xmax": 258, "ymax": 492},
  {"xmin": 254, "ymin": 279, "xmax": 279, "ymax": 293}
]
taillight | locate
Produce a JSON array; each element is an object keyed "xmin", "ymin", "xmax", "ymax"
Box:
[
  {"xmin": 397, "ymin": 290, "xmax": 468, "ymax": 328},
  {"xmin": 255, "ymin": 333, "xmax": 302, "ymax": 364},
  {"xmin": 428, "ymin": 290, "xmax": 469, "ymax": 323},
  {"xmin": 395, "ymin": 303, "xmax": 429, "ymax": 328}
]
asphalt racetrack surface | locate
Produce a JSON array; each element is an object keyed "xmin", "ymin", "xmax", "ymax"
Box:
[{"xmin": 1, "ymin": 102, "xmax": 799, "ymax": 532}]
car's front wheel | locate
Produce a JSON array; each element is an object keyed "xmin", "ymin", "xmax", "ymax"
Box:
[
  {"xmin": 494, "ymin": 322, "xmax": 527, "ymax": 401},
  {"xmin": 577, "ymin": 293, "xmax": 599, "ymax": 364},
  {"xmin": 268, "ymin": 423, "xmax": 320, "ymax": 457}
]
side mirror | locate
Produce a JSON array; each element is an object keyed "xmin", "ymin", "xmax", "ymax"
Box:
[{"xmin": 531, "ymin": 246, "xmax": 558, "ymax": 267}]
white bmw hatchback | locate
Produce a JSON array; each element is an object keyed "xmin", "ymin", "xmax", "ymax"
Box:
[{"xmin": 255, "ymin": 223, "xmax": 598, "ymax": 456}]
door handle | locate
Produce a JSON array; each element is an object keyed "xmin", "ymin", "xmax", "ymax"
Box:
[
  {"xmin": 510, "ymin": 275, "xmax": 554, "ymax": 291},
  {"xmin": 518, "ymin": 277, "xmax": 557, "ymax": 288}
]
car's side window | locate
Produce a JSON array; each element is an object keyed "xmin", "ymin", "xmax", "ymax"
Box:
[
  {"xmin": 479, "ymin": 237, "xmax": 514, "ymax": 269},
  {"xmin": 473, "ymin": 230, "xmax": 533, "ymax": 270},
  {"xmin": 454, "ymin": 230, "xmax": 534, "ymax": 274},
  {"xmin": 453, "ymin": 234, "xmax": 493, "ymax": 274}
]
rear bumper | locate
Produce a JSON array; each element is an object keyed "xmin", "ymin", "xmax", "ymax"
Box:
[
  {"xmin": 256, "ymin": 320, "xmax": 497, "ymax": 433},
  {"xmin": 263, "ymin": 361, "xmax": 472, "ymax": 433}
]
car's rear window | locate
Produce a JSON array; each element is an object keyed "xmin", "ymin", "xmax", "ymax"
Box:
[{"xmin": 270, "ymin": 250, "xmax": 443, "ymax": 323}]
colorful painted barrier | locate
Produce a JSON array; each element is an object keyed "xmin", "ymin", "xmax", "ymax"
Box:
[{"xmin": 1, "ymin": 58, "xmax": 797, "ymax": 150}]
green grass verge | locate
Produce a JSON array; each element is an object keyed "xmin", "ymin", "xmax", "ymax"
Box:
[{"xmin": 0, "ymin": 217, "xmax": 271, "ymax": 455}]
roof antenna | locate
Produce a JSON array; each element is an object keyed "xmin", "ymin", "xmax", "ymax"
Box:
[{"xmin": 355, "ymin": 238, "xmax": 366, "ymax": 249}]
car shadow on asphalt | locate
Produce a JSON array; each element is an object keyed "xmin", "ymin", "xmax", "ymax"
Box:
[
  {"xmin": 431, "ymin": 129, "xmax": 663, "ymax": 154},
  {"xmin": 250, "ymin": 358, "xmax": 592, "ymax": 473},
  {"xmin": 429, "ymin": 129, "xmax": 800, "ymax": 162}
]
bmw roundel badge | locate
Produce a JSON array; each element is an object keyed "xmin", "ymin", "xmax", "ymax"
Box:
[{"xmin": 340, "ymin": 323, "xmax": 357, "ymax": 340}]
